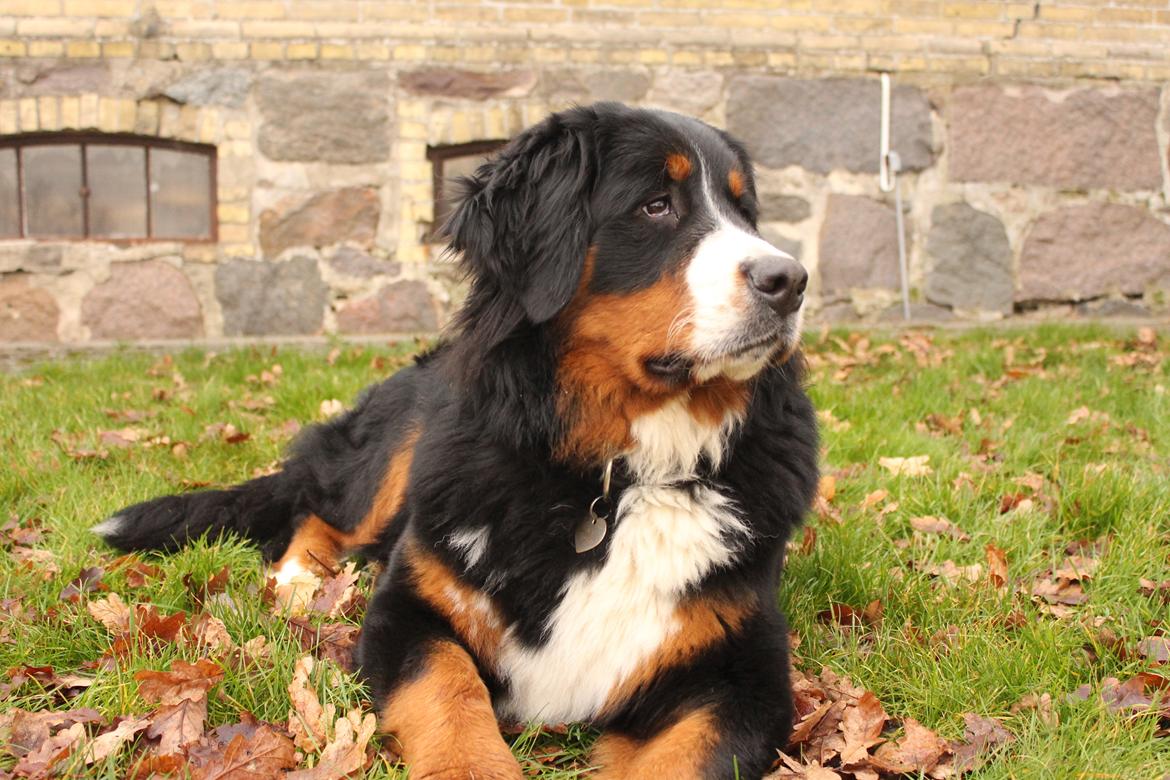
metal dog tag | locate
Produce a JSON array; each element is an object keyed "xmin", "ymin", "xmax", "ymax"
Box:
[
  {"xmin": 574, "ymin": 499, "xmax": 608, "ymax": 554},
  {"xmin": 575, "ymin": 459, "xmax": 614, "ymax": 554}
]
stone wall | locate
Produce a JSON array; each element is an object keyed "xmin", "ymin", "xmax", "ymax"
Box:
[{"xmin": 1, "ymin": 0, "xmax": 1169, "ymax": 343}]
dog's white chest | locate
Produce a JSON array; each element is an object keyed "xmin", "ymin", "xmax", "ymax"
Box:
[{"xmin": 496, "ymin": 484, "xmax": 744, "ymax": 724}]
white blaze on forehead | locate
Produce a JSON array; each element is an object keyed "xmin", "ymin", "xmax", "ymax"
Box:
[{"xmin": 682, "ymin": 150, "xmax": 795, "ymax": 359}]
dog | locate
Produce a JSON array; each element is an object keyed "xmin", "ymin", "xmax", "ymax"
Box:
[{"xmin": 95, "ymin": 102, "xmax": 819, "ymax": 780}]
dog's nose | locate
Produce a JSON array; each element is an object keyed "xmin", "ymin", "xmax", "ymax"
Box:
[{"xmin": 740, "ymin": 254, "xmax": 808, "ymax": 315}]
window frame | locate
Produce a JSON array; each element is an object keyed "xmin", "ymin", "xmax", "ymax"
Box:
[
  {"xmin": 0, "ymin": 132, "xmax": 218, "ymax": 244},
  {"xmin": 426, "ymin": 140, "xmax": 506, "ymax": 240}
]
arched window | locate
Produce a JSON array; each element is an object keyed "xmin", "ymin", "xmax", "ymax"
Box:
[{"xmin": 0, "ymin": 134, "xmax": 216, "ymax": 241}]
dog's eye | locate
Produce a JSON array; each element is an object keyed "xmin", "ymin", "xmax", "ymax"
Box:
[{"xmin": 642, "ymin": 197, "xmax": 672, "ymax": 218}]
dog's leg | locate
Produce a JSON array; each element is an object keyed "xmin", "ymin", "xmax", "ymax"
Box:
[
  {"xmin": 590, "ymin": 608, "xmax": 795, "ymax": 780},
  {"xmin": 378, "ymin": 640, "xmax": 521, "ymax": 780},
  {"xmin": 591, "ymin": 706, "xmax": 721, "ymax": 780},
  {"xmin": 358, "ymin": 539, "xmax": 519, "ymax": 779}
]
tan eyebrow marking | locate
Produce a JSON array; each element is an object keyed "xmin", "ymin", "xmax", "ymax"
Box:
[
  {"xmin": 666, "ymin": 153, "xmax": 692, "ymax": 182},
  {"xmin": 728, "ymin": 169, "xmax": 745, "ymax": 198}
]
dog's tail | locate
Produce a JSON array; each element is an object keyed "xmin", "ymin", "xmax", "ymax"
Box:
[{"xmin": 92, "ymin": 472, "xmax": 300, "ymax": 561}]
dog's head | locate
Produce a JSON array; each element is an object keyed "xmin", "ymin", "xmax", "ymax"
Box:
[{"xmin": 445, "ymin": 103, "xmax": 806, "ymax": 456}]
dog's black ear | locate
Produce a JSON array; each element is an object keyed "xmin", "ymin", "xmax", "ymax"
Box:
[{"xmin": 443, "ymin": 108, "xmax": 596, "ymax": 324}]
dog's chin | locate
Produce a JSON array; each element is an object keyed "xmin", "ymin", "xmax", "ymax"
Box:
[{"xmin": 692, "ymin": 314, "xmax": 803, "ymax": 383}]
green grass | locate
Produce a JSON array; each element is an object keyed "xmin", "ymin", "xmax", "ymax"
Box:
[{"xmin": 2, "ymin": 325, "xmax": 1169, "ymax": 778}]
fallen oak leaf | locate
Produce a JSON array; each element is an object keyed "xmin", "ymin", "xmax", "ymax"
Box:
[
  {"xmin": 910, "ymin": 516, "xmax": 970, "ymax": 541},
  {"xmin": 985, "ymin": 543, "xmax": 1008, "ymax": 590},
  {"xmin": 879, "ymin": 455, "xmax": 933, "ymax": 477},
  {"xmin": 147, "ymin": 699, "xmax": 209, "ymax": 756},
  {"xmin": 87, "ymin": 592, "xmax": 132, "ymax": 634},
  {"xmin": 285, "ymin": 710, "xmax": 376, "ymax": 780},
  {"xmin": 1137, "ymin": 636, "xmax": 1170, "ymax": 664},
  {"xmin": 135, "ymin": 659, "xmax": 224, "ymax": 707},
  {"xmin": 949, "ymin": 713, "xmax": 1013, "ymax": 773},
  {"xmin": 82, "ymin": 716, "xmax": 151, "ymax": 764},
  {"xmin": 869, "ymin": 718, "xmax": 947, "ymax": 775},
  {"xmin": 288, "ymin": 655, "xmax": 330, "ymax": 753},
  {"xmin": 59, "ymin": 566, "xmax": 106, "ymax": 603},
  {"xmin": 12, "ymin": 721, "xmax": 87, "ymax": 777},
  {"xmin": 190, "ymin": 723, "xmax": 297, "ymax": 780},
  {"xmin": 838, "ymin": 691, "xmax": 888, "ymax": 766}
]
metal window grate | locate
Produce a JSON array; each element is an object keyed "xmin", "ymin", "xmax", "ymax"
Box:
[{"xmin": 0, "ymin": 132, "xmax": 217, "ymax": 243}]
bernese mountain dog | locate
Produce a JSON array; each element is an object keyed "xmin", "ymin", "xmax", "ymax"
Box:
[{"xmin": 95, "ymin": 102, "xmax": 820, "ymax": 780}]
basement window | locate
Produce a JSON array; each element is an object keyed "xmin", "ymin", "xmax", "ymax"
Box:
[
  {"xmin": 427, "ymin": 140, "xmax": 506, "ymax": 235},
  {"xmin": 0, "ymin": 134, "xmax": 216, "ymax": 241}
]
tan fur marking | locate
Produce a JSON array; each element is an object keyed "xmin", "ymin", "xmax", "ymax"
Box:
[
  {"xmin": 408, "ymin": 544, "xmax": 504, "ymax": 664},
  {"xmin": 276, "ymin": 514, "xmax": 345, "ymax": 575},
  {"xmin": 274, "ymin": 428, "xmax": 420, "ymax": 575},
  {"xmin": 688, "ymin": 376, "xmax": 750, "ymax": 427},
  {"xmin": 602, "ymin": 596, "xmax": 754, "ymax": 715},
  {"xmin": 349, "ymin": 427, "xmax": 421, "ymax": 547},
  {"xmin": 666, "ymin": 152, "xmax": 693, "ymax": 182},
  {"xmin": 728, "ymin": 168, "xmax": 746, "ymax": 198},
  {"xmin": 591, "ymin": 707, "xmax": 719, "ymax": 780},
  {"xmin": 556, "ymin": 271, "xmax": 694, "ymax": 464},
  {"xmin": 379, "ymin": 641, "xmax": 522, "ymax": 780}
]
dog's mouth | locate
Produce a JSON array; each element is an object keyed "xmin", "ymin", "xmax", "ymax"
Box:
[{"xmin": 644, "ymin": 328, "xmax": 786, "ymax": 386}]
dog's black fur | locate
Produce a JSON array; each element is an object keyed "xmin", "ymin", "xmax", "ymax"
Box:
[{"xmin": 99, "ymin": 102, "xmax": 819, "ymax": 780}]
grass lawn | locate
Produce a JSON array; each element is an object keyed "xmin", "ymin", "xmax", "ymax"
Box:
[{"xmin": 1, "ymin": 323, "xmax": 1168, "ymax": 778}]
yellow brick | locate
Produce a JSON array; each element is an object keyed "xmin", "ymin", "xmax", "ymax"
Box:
[
  {"xmin": 393, "ymin": 44, "xmax": 427, "ymax": 60},
  {"xmin": 1017, "ymin": 22, "xmax": 1079, "ymax": 39},
  {"xmin": 0, "ymin": 39, "xmax": 24, "ymax": 57},
  {"xmin": 704, "ymin": 50, "xmax": 735, "ymax": 66},
  {"xmin": 168, "ymin": 19, "xmax": 239, "ymax": 37},
  {"xmin": 158, "ymin": 102, "xmax": 181, "ymax": 137},
  {"xmin": 78, "ymin": 94, "xmax": 98, "ymax": 128},
  {"xmin": 224, "ymin": 119, "xmax": 250, "ymax": 139},
  {"xmin": 137, "ymin": 40, "xmax": 176, "ymax": 59},
  {"xmin": 27, "ymin": 40, "xmax": 64, "ymax": 57},
  {"xmin": 953, "ymin": 20, "xmax": 1016, "ymax": 37},
  {"xmin": 1144, "ymin": 63, "xmax": 1170, "ymax": 80},
  {"xmin": 37, "ymin": 97, "xmax": 59, "ymax": 131},
  {"xmin": 97, "ymin": 97, "xmax": 119, "ymax": 132},
  {"xmin": 214, "ymin": 0, "xmax": 286, "ymax": 19},
  {"xmin": 995, "ymin": 58, "xmax": 1059, "ymax": 78},
  {"xmin": 634, "ymin": 10, "xmax": 701, "ymax": 26},
  {"xmin": 101, "ymin": 41, "xmax": 135, "ymax": 58},
  {"xmin": 606, "ymin": 48, "xmax": 638, "ymax": 64},
  {"xmin": 671, "ymin": 50, "xmax": 703, "ymax": 65},
  {"xmin": 117, "ymin": 98, "xmax": 136, "ymax": 131},
  {"xmin": 834, "ymin": 17, "xmax": 892, "ymax": 33},
  {"xmin": 892, "ymin": 18, "xmax": 954, "ymax": 35},
  {"xmin": 94, "ymin": 18, "xmax": 131, "ymax": 36},
  {"xmin": 320, "ymin": 43, "xmax": 354, "ymax": 59},
  {"xmin": 1040, "ymin": 5, "xmax": 1095, "ymax": 22},
  {"xmin": 217, "ymin": 203, "xmax": 250, "ymax": 224},
  {"xmin": 240, "ymin": 20, "xmax": 315, "ymax": 37},
  {"xmin": 532, "ymin": 46, "xmax": 567, "ymax": 63},
  {"xmin": 249, "ymin": 41, "xmax": 284, "ymax": 59},
  {"xmin": 434, "ymin": 5, "xmax": 500, "ymax": 22},
  {"xmin": 18, "ymin": 17, "xmax": 97, "ymax": 35},
  {"xmin": 134, "ymin": 100, "xmax": 159, "ymax": 135},
  {"xmin": 0, "ymin": 0, "xmax": 63, "ymax": 15},
  {"xmin": 63, "ymin": 0, "xmax": 135, "ymax": 14},
  {"xmin": 288, "ymin": 1, "xmax": 358, "ymax": 20},
  {"xmin": 74, "ymin": 39, "xmax": 117, "ymax": 57},
  {"xmin": 286, "ymin": 42, "xmax": 318, "ymax": 59},
  {"xmin": 0, "ymin": 101, "xmax": 17, "ymax": 135},
  {"xmin": 212, "ymin": 41, "xmax": 249, "ymax": 59},
  {"xmin": 569, "ymin": 48, "xmax": 602, "ymax": 63},
  {"xmin": 217, "ymin": 224, "xmax": 250, "ymax": 243},
  {"xmin": 770, "ymin": 14, "xmax": 832, "ymax": 31},
  {"xmin": 218, "ymin": 139, "xmax": 252, "ymax": 157},
  {"xmin": 356, "ymin": 41, "xmax": 390, "ymax": 59},
  {"xmin": 18, "ymin": 97, "xmax": 37, "ymax": 132},
  {"xmin": 942, "ymin": 2, "xmax": 1004, "ymax": 19},
  {"xmin": 503, "ymin": 7, "xmax": 568, "ymax": 23},
  {"xmin": 219, "ymin": 243, "xmax": 255, "ymax": 257},
  {"xmin": 461, "ymin": 45, "xmax": 497, "ymax": 63},
  {"xmin": 767, "ymin": 51, "xmax": 797, "ymax": 68},
  {"xmin": 1096, "ymin": 8, "xmax": 1153, "ymax": 23},
  {"xmin": 637, "ymin": 48, "xmax": 669, "ymax": 64},
  {"xmin": 59, "ymin": 96, "xmax": 80, "ymax": 129},
  {"xmin": 176, "ymin": 42, "xmax": 213, "ymax": 60},
  {"xmin": 358, "ymin": 2, "xmax": 429, "ymax": 22}
]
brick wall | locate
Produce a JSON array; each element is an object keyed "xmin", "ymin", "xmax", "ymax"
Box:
[{"xmin": 1, "ymin": 0, "xmax": 1168, "ymax": 343}]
